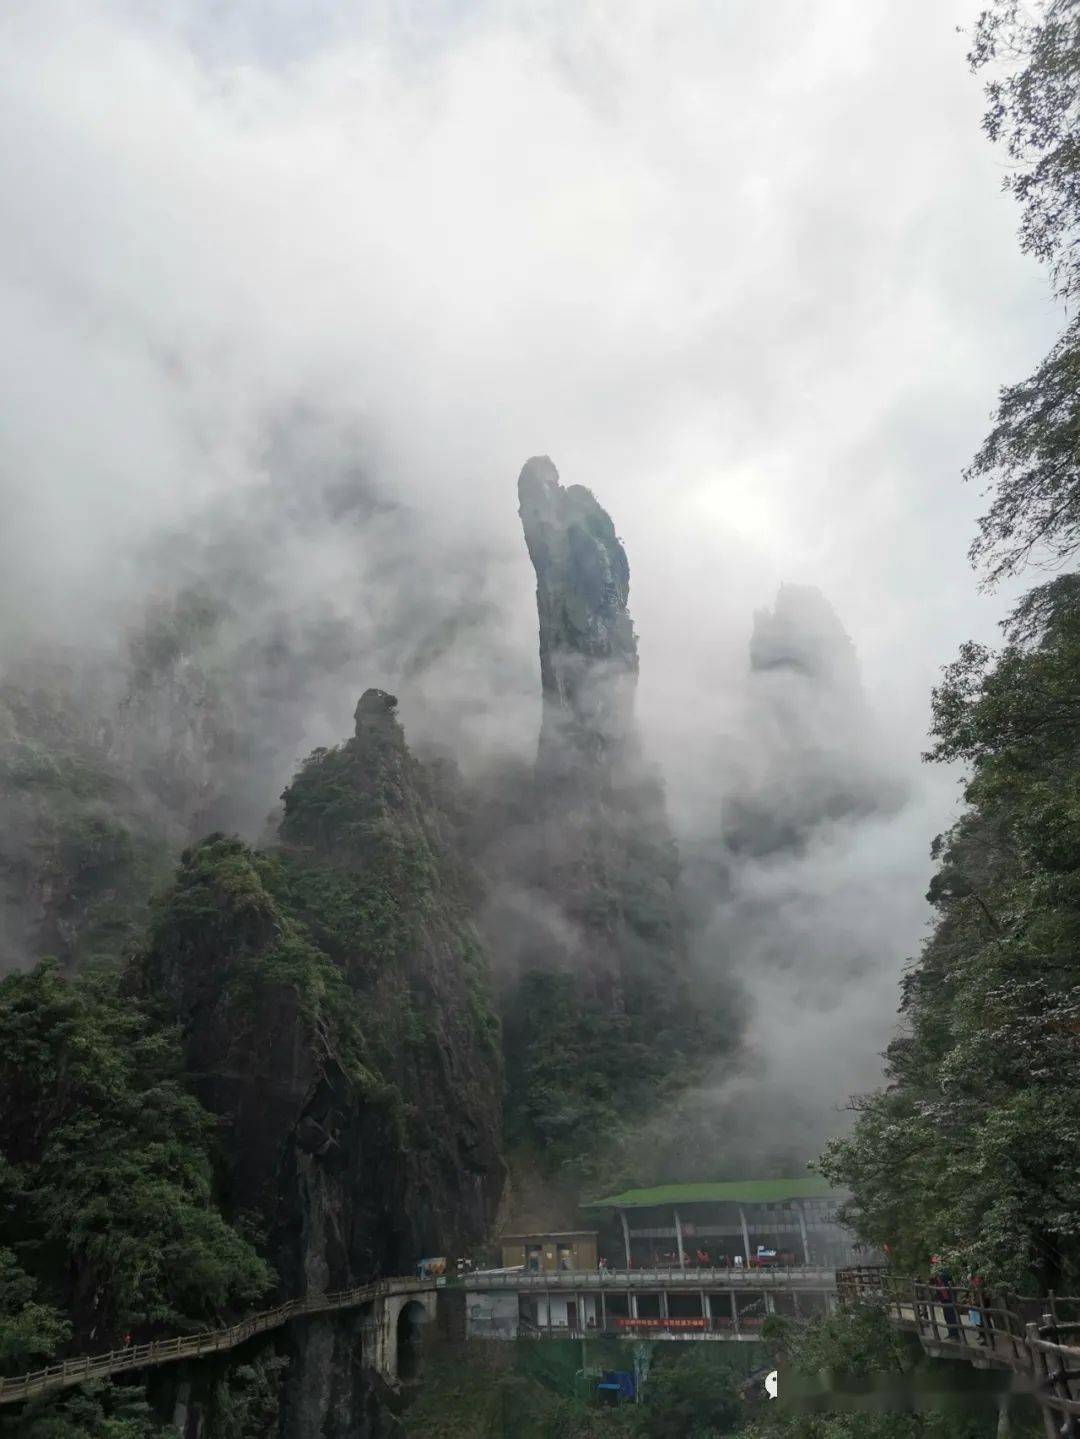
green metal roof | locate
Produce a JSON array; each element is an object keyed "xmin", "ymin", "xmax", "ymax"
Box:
[{"xmin": 583, "ymin": 1178, "xmax": 842, "ymax": 1209}]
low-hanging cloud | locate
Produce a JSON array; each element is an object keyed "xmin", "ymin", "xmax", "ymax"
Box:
[{"xmin": 0, "ymin": 1, "xmax": 1061, "ymax": 1147}]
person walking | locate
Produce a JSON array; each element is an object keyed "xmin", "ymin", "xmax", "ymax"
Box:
[
  {"xmin": 933, "ymin": 1267, "xmax": 961, "ymax": 1342},
  {"xmin": 967, "ymin": 1274, "xmax": 988, "ymax": 1347}
]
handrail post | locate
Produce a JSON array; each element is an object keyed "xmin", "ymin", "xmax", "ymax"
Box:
[{"xmin": 1026, "ymin": 1322, "xmax": 1060, "ymax": 1439}]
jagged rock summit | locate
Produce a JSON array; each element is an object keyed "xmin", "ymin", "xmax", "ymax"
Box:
[{"xmin": 354, "ymin": 686, "xmax": 398, "ymax": 723}]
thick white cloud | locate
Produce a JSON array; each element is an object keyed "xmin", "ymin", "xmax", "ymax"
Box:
[{"xmin": 0, "ymin": 0, "xmax": 1061, "ymax": 1137}]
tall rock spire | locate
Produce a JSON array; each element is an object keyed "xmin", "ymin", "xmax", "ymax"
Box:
[
  {"xmin": 500, "ymin": 456, "xmax": 728, "ymax": 1184},
  {"xmin": 517, "ymin": 456, "xmax": 638, "ymax": 777}
]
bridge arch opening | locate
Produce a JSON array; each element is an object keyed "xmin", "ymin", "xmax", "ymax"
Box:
[{"xmin": 396, "ymin": 1300, "xmax": 428, "ymax": 1383}]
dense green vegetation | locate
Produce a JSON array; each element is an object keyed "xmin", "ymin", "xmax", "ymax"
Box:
[
  {"xmin": 743, "ymin": 1303, "xmax": 1030, "ymax": 1439},
  {"xmin": 402, "ymin": 1311, "xmax": 1029, "ymax": 1439},
  {"xmin": 0, "ymin": 960, "xmax": 272, "ymax": 1354},
  {"xmin": 401, "ymin": 1338, "xmax": 755, "ymax": 1439},
  {"xmin": 503, "ymin": 969, "xmax": 681, "ymax": 1184},
  {"xmin": 0, "ymin": 960, "xmax": 273, "ymax": 1437},
  {"xmin": 819, "ymin": 0, "xmax": 1080, "ymax": 1297},
  {"xmin": 820, "ymin": 577, "xmax": 1080, "ymax": 1288},
  {"xmin": 502, "ymin": 882, "xmax": 735, "ymax": 1196},
  {"xmin": 141, "ymin": 833, "xmax": 384, "ymax": 1108}
]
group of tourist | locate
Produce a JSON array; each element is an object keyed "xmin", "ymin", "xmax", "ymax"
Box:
[{"xmin": 928, "ymin": 1258, "xmax": 989, "ymax": 1346}]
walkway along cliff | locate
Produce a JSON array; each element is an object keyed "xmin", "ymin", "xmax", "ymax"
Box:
[{"xmin": 840, "ymin": 1266, "xmax": 1080, "ymax": 1436}]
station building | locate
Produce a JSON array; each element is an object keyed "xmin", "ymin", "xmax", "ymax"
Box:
[{"xmin": 585, "ymin": 1178, "xmax": 866, "ymax": 1270}]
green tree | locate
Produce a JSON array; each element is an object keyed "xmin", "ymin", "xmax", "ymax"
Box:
[
  {"xmin": 635, "ymin": 1345, "xmax": 741, "ymax": 1438},
  {"xmin": 0, "ymin": 1381, "xmax": 172, "ymax": 1439},
  {"xmin": 964, "ymin": 2, "xmax": 1080, "ymax": 585},
  {"xmin": 0, "ymin": 1246, "xmax": 69, "ymax": 1371},
  {"xmin": 820, "ymin": 579, "xmax": 1080, "ymax": 1289},
  {"xmin": 0, "ymin": 960, "xmax": 272, "ymax": 1348},
  {"xmin": 742, "ymin": 1306, "xmax": 1012, "ymax": 1439}
]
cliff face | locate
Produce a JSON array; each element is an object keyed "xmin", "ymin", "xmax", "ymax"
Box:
[
  {"xmin": 497, "ymin": 458, "xmax": 727, "ymax": 1188},
  {"xmin": 141, "ymin": 690, "xmax": 504, "ymax": 1438}
]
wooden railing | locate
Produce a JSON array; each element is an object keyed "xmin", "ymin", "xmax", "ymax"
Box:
[
  {"xmin": 0, "ymin": 1276, "xmax": 431, "ymax": 1407},
  {"xmin": 838, "ymin": 1266, "xmax": 1080, "ymax": 1427}
]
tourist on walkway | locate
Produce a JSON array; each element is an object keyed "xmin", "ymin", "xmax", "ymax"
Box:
[
  {"xmin": 932, "ymin": 1266, "xmax": 961, "ymax": 1342},
  {"xmin": 966, "ymin": 1274, "xmax": 988, "ymax": 1346}
]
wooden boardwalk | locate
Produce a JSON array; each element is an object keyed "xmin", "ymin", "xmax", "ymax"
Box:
[
  {"xmin": 0, "ymin": 1277, "xmax": 431, "ymax": 1407},
  {"xmin": 840, "ymin": 1267, "xmax": 1080, "ymax": 1434}
]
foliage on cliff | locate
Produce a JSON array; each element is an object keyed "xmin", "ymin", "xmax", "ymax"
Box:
[
  {"xmin": 503, "ymin": 964, "xmax": 732, "ymax": 1193},
  {"xmin": 0, "ymin": 959, "xmax": 273, "ymax": 1361},
  {"xmin": 267, "ymin": 690, "xmax": 505, "ymax": 1240},
  {"xmin": 820, "ymin": 579, "xmax": 1080, "ymax": 1289},
  {"xmin": 0, "ymin": 961, "xmax": 271, "ymax": 1435},
  {"xmin": 141, "ymin": 833, "xmax": 382, "ymax": 1108}
]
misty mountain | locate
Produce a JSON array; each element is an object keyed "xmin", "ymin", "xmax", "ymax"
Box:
[{"xmin": 723, "ymin": 583, "xmax": 907, "ymax": 858}]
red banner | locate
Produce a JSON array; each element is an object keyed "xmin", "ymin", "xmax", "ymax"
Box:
[{"xmin": 614, "ymin": 1317, "xmax": 707, "ymax": 1329}]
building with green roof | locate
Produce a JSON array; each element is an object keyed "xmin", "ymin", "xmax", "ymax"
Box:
[{"xmin": 584, "ymin": 1178, "xmax": 866, "ymax": 1271}]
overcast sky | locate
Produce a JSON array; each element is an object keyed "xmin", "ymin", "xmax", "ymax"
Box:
[{"xmin": 0, "ymin": 0, "xmax": 1061, "ymax": 1135}]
